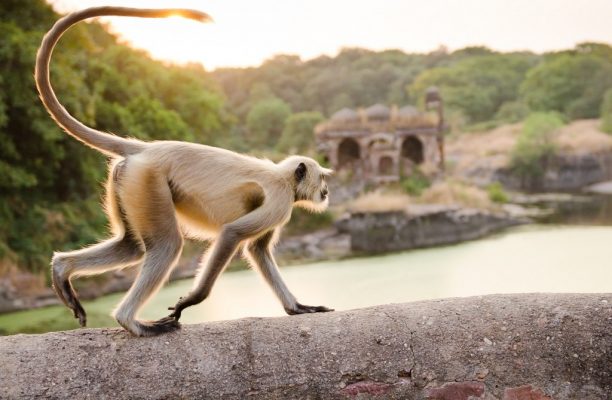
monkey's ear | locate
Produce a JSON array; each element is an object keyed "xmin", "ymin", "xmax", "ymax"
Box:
[{"xmin": 295, "ymin": 162, "xmax": 307, "ymax": 182}]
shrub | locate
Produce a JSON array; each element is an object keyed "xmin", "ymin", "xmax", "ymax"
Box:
[
  {"xmin": 601, "ymin": 88, "xmax": 612, "ymax": 134},
  {"xmin": 510, "ymin": 112, "xmax": 564, "ymax": 178},
  {"xmin": 276, "ymin": 111, "xmax": 324, "ymax": 153},
  {"xmin": 495, "ymin": 101, "xmax": 529, "ymax": 123},
  {"xmin": 400, "ymin": 170, "xmax": 430, "ymax": 196},
  {"xmin": 487, "ymin": 182, "xmax": 509, "ymax": 203}
]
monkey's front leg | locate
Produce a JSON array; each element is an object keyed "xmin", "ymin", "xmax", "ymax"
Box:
[
  {"xmin": 168, "ymin": 228, "xmax": 242, "ymax": 320},
  {"xmin": 245, "ymin": 230, "xmax": 334, "ymax": 315}
]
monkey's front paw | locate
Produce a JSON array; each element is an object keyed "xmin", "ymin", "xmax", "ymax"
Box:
[
  {"xmin": 167, "ymin": 297, "xmax": 185, "ymax": 321},
  {"xmin": 167, "ymin": 309, "xmax": 182, "ymax": 321},
  {"xmin": 285, "ymin": 302, "xmax": 334, "ymax": 315}
]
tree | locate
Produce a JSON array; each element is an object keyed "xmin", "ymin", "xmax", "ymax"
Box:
[
  {"xmin": 276, "ymin": 112, "xmax": 324, "ymax": 153},
  {"xmin": 0, "ymin": 0, "xmax": 229, "ymax": 272},
  {"xmin": 510, "ymin": 112, "xmax": 564, "ymax": 179},
  {"xmin": 520, "ymin": 45, "xmax": 612, "ymax": 119},
  {"xmin": 246, "ymin": 98, "xmax": 291, "ymax": 147},
  {"xmin": 410, "ymin": 54, "xmax": 534, "ymax": 123}
]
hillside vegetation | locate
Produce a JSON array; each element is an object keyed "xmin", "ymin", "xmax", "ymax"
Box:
[{"xmin": 2, "ymin": 0, "xmax": 612, "ymax": 273}]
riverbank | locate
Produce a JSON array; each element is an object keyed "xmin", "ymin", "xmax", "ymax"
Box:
[
  {"xmin": 3, "ymin": 223, "xmax": 612, "ymax": 335},
  {"xmin": 2, "ymin": 191, "xmax": 610, "ymax": 315},
  {"xmin": 0, "ymin": 200, "xmax": 527, "ymax": 314}
]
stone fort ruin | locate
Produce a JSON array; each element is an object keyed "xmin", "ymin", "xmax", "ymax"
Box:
[{"xmin": 315, "ymin": 88, "xmax": 444, "ymax": 183}]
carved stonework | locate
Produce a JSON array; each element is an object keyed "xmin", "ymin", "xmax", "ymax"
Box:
[{"xmin": 315, "ymin": 91, "xmax": 444, "ymax": 183}]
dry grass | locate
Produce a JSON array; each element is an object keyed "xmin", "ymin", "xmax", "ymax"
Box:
[
  {"xmin": 446, "ymin": 123, "xmax": 521, "ymax": 174},
  {"xmin": 348, "ymin": 190, "xmax": 410, "ymax": 213},
  {"xmin": 446, "ymin": 119, "xmax": 612, "ymax": 176},
  {"xmin": 347, "ymin": 179, "xmax": 499, "ymax": 214},
  {"xmin": 555, "ymin": 120, "xmax": 612, "ymax": 153},
  {"xmin": 415, "ymin": 180, "xmax": 496, "ymax": 210}
]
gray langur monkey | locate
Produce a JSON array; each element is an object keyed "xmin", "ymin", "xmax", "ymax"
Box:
[{"xmin": 36, "ymin": 7, "xmax": 334, "ymax": 337}]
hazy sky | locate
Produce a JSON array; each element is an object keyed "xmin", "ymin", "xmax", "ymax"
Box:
[{"xmin": 48, "ymin": 0, "xmax": 612, "ymax": 70}]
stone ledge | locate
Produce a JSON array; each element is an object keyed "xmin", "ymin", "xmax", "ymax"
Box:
[{"xmin": 1, "ymin": 293, "xmax": 610, "ymax": 399}]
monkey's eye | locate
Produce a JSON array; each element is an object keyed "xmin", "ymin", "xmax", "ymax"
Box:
[{"xmin": 295, "ymin": 162, "xmax": 307, "ymax": 182}]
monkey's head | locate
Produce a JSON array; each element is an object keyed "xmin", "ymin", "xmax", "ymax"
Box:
[{"xmin": 280, "ymin": 156, "xmax": 333, "ymax": 212}]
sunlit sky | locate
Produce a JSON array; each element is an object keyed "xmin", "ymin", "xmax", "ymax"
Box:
[{"xmin": 48, "ymin": 0, "xmax": 612, "ymax": 70}]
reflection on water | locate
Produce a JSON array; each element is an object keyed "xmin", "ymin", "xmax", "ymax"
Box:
[
  {"xmin": 538, "ymin": 194, "xmax": 612, "ymax": 225},
  {"xmin": 1, "ymin": 195, "xmax": 612, "ymax": 335}
]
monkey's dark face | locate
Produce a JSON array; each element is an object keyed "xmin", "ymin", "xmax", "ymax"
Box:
[{"xmin": 292, "ymin": 158, "xmax": 332, "ymax": 212}]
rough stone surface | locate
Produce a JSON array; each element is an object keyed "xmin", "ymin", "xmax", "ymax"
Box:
[{"xmin": 1, "ymin": 293, "xmax": 610, "ymax": 399}]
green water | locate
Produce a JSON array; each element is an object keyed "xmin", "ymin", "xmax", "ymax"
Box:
[{"xmin": 1, "ymin": 224, "xmax": 611, "ymax": 335}]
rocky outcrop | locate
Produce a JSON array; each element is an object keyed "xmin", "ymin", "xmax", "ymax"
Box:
[
  {"xmin": 493, "ymin": 153, "xmax": 612, "ymax": 192},
  {"xmin": 337, "ymin": 204, "xmax": 526, "ymax": 253},
  {"xmin": 276, "ymin": 228, "xmax": 351, "ymax": 263},
  {"xmin": 447, "ymin": 120, "xmax": 612, "ymax": 192},
  {"xmin": 1, "ymin": 293, "xmax": 610, "ymax": 399}
]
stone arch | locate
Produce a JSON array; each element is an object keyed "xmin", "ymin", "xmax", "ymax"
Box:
[
  {"xmin": 401, "ymin": 136, "xmax": 424, "ymax": 164},
  {"xmin": 378, "ymin": 156, "xmax": 394, "ymax": 175},
  {"xmin": 366, "ymin": 133, "xmax": 395, "ymax": 149},
  {"xmin": 337, "ymin": 138, "xmax": 361, "ymax": 168}
]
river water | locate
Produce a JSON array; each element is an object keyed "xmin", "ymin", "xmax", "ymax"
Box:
[{"xmin": 1, "ymin": 196, "xmax": 612, "ymax": 335}]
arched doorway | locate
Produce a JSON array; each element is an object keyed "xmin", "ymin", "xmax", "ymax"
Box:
[
  {"xmin": 378, "ymin": 156, "xmax": 393, "ymax": 175},
  {"xmin": 337, "ymin": 138, "xmax": 361, "ymax": 168},
  {"xmin": 401, "ymin": 136, "xmax": 424, "ymax": 164}
]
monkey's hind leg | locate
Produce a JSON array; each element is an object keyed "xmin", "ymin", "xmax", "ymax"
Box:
[
  {"xmin": 112, "ymin": 168, "xmax": 183, "ymax": 336},
  {"xmin": 51, "ymin": 235, "xmax": 144, "ymax": 326},
  {"xmin": 51, "ymin": 176, "xmax": 145, "ymax": 327}
]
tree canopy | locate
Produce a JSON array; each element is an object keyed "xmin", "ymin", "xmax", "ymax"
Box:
[{"xmin": 0, "ymin": 0, "xmax": 228, "ymax": 271}]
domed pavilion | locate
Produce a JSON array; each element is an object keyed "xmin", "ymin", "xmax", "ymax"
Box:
[{"xmin": 315, "ymin": 89, "xmax": 445, "ymax": 183}]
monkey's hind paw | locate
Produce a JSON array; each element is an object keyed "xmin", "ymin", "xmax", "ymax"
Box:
[
  {"xmin": 138, "ymin": 317, "xmax": 181, "ymax": 337},
  {"xmin": 72, "ymin": 303, "xmax": 87, "ymax": 327},
  {"xmin": 285, "ymin": 303, "xmax": 334, "ymax": 315},
  {"xmin": 64, "ymin": 285, "xmax": 87, "ymax": 327},
  {"xmin": 52, "ymin": 275, "xmax": 87, "ymax": 327}
]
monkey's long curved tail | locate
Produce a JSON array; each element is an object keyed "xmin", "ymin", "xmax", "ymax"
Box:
[{"xmin": 35, "ymin": 7, "xmax": 212, "ymax": 157}]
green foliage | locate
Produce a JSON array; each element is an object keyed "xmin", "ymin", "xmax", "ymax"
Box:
[
  {"xmin": 0, "ymin": 0, "xmax": 228, "ymax": 273},
  {"xmin": 400, "ymin": 170, "xmax": 430, "ymax": 196},
  {"xmin": 214, "ymin": 48, "xmax": 429, "ymax": 118},
  {"xmin": 495, "ymin": 101, "xmax": 530, "ymax": 123},
  {"xmin": 277, "ymin": 112, "xmax": 324, "ymax": 153},
  {"xmin": 601, "ymin": 88, "xmax": 612, "ymax": 134},
  {"xmin": 246, "ymin": 97, "xmax": 291, "ymax": 146},
  {"xmin": 520, "ymin": 45, "xmax": 612, "ymax": 119},
  {"xmin": 410, "ymin": 53, "xmax": 536, "ymax": 123},
  {"xmin": 510, "ymin": 112, "xmax": 564, "ymax": 178},
  {"xmin": 487, "ymin": 182, "xmax": 509, "ymax": 203}
]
